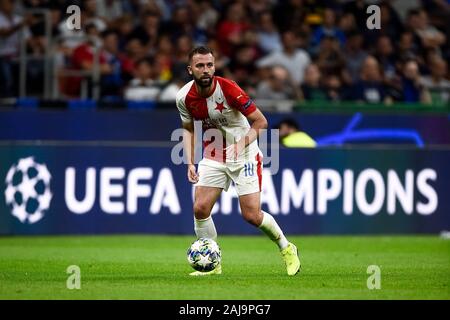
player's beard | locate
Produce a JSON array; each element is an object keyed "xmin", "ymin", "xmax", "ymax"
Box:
[{"xmin": 194, "ymin": 74, "xmax": 213, "ymax": 88}]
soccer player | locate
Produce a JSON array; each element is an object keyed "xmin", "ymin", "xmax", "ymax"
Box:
[{"xmin": 176, "ymin": 46, "xmax": 301, "ymax": 276}]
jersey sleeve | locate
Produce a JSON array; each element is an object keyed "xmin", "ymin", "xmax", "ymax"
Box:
[
  {"xmin": 175, "ymin": 92, "xmax": 192, "ymax": 123},
  {"xmin": 220, "ymin": 78, "xmax": 257, "ymax": 116}
]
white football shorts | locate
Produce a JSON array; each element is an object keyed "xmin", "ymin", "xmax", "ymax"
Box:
[{"xmin": 196, "ymin": 152, "xmax": 263, "ymax": 196}]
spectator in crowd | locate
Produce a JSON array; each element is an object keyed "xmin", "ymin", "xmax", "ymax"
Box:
[
  {"xmin": 0, "ymin": 0, "xmax": 32, "ymax": 97},
  {"xmin": 138, "ymin": 0, "xmax": 166, "ymax": 20},
  {"xmin": 25, "ymin": 23, "xmax": 47, "ymax": 95},
  {"xmin": 255, "ymin": 65, "xmax": 301, "ymax": 100},
  {"xmin": 375, "ymin": 35, "xmax": 397, "ymax": 82},
  {"xmin": 170, "ymin": 34, "xmax": 193, "ymax": 82},
  {"xmin": 163, "ymin": 5, "xmax": 206, "ymax": 44},
  {"xmin": 152, "ymin": 34, "xmax": 173, "ymax": 81},
  {"xmin": 129, "ymin": 11, "xmax": 161, "ymax": 51},
  {"xmin": 310, "ymin": 7, "xmax": 346, "ymax": 50},
  {"xmin": 272, "ymin": 0, "xmax": 305, "ymax": 33},
  {"xmin": 256, "ymin": 10, "xmax": 282, "ymax": 54},
  {"xmin": 342, "ymin": 30, "xmax": 368, "ymax": 85},
  {"xmin": 57, "ymin": 3, "xmax": 86, "ymax": 51},
  {"xmin": 159, "ymin": 70, "xmax": 189, "ymax": 102},
  {"xmin": 315, "ymin": 35, "xmax": 346, "ymax": 78},
  {"xmin": 65, "ymin": 23, "xmax": 112, "ymax": 97},
  {"xmin": 21, "ymin": 0, "xmax": 61, "ymax": 38},
  {"xmin": 303, "ymin": 0, "xmax": 329, "ymax": 28},
  {"xmin": 228, "ymin": 43, "xmax": 259, "ymax": 89},
  {"xmin": 257, "ymin": 30, "xmax": 311, "ymax": 85},
  {"xmin": 379, "ymin": 1, "xmax": 404, "ymax": 40},
  {"xmin": 18, "ymin": 0, "xmax": 58, "ymax": 96},
  {"xmin": 124, "ymin": 57, "xmax": 162, "ymax": 101},
  {"xmin": 205, "ymin": 38, "xmax": 230, "ymax": 78},
  {"xmin": 364, "ymin": 1, "xmax": 404, "ymax": 45},
  {"xmin": 0, "ymin": 0, "xmax": 447, "ymax": 106},
  {"xmin": 407, "ymin": 8, "xmax": 446, "ymax": 57},
  {"xmin": 96, "ymin": 0, "xmax": 124, "ymax": 27},
  {"xmin": 338, "ymin": 12, "xmax": 358, "ymax": 35},
  {"xmin": 216, "ymin": 2, "xmax": 251, "ymax": 58},
  {"xmin": 343, "ymin": 0, "xmax": 367, "ymax": 31},
  {"xmin": 420, "ymin": 0, "xmax": 450, "ymax": 31},
  {"xmin": 174, "ymin": 34, "xmax": 193, "ymax": 65},
  {"xmin": 399, "ymin": 59, "xmax": 431, "ymax": 103},
  {"xmin": 324, "ymin": 74, "xmax": 346, "ymax": 102},
  {"xmin": 374, "ymin": 35, "xmax": 405, "ymax": 101},
  {"xmin": 101, "ymin": 29, "xmax": 132, "ymax": 97},
  {"xmin": 194, "ymin": 0, "xmax": 219, "ymax": 36},
  {"xmin": 420, "ymin": 55, "xmax": 450, "ymax": 105},
  {"xmin": 246, "ymin": 0, "xmax": 272, "ymax": 20},
  {"xmin": 121, "ymin": 0, "xmax": 142, "ymax": 17},
  {"xmin": 115, "ymin": 14, "xmax": 134, "ymax": 49},
  {"xmin": 276, "ymin": 118, "xmax": 317, "ymax": 148},
  {"xmin": 82, "ymin": 0, "xmax": 107, "ymax": 33},
  {"xmin": 395, "ymin": 30, "xmax": 422, "ymax": 63},
  {"xmin": 158, "ymin": 77, "xmax": 184, "ymax": 102},
  {"xmin": 300, "ymin": 63, "xmax": 327, "ymax": 102},
  {"xmin": 351, "ymin": 56, "xmax": 391, "ymax": 104},
  {"xmin": 123, "ymin": 37, "xmax": 147, "ymax": 74}
]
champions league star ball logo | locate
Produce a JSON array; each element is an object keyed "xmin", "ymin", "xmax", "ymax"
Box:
[{"xmin": 4, "ymin": 157, "xmax": 52, "ymax": 224}]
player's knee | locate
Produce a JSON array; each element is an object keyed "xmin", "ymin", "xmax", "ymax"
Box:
[
  {"xmin": 242, "ymin": 211, "xmax": 262, "ymax": 227},
  {"xmin": 193, "ymin": 202, "xmax": 211, "ymax": 219}
]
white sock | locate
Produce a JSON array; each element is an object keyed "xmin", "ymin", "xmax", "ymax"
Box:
[
  {"xmin": 258, "ymin": 211, "xmax": 289, "ymax": 250},
  {"xmin": 194, "ymin": 216, "xmax": 217, "ymax": 241}
]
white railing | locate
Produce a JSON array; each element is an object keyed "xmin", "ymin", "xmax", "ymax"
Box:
[{"xmin": 18, "ymin": 9, "xmax": 101, "ymax": 100}]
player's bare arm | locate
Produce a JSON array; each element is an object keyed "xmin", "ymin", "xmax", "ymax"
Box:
[
  {"xmin": 182, "ymin": 120, "xmax": 199, "ymax": 184},
  {"xmin": 225, "ymin": 108, "xmax": 268, "ymax": 160}
]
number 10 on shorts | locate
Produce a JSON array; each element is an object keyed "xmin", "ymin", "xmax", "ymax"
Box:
[{"xmin": 244, "ymin": 163, "xmax": 255, "ymax": 177}]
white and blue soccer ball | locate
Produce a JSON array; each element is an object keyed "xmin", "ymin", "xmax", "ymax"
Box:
[{"xmin": 187, "ymin": 238, "xmax": 221, "ymax": 272}]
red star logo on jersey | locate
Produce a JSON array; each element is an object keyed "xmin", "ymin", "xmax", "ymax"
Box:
[{"xmin": 215, "ymin": 101, "xmax": 226, "ymax": 113}]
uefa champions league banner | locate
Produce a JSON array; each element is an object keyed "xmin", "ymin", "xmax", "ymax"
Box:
[{"xmin": 0, "ymin": 144, "xmax": 449, "ymax": 235}]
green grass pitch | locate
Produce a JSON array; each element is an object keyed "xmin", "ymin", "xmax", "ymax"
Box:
[{"xmin": 0, "ymin": 235, "xmax": 449, "ymax": 299}]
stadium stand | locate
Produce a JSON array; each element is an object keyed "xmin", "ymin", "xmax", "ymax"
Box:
[{"xmin": 0, "ymin": 0, "xmax": 447, "ymax": 111}]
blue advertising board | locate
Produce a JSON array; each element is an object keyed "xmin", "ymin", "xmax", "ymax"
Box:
[{"xmin": 1, "ymin": 144, "xmax": 449, "ymax": 235}]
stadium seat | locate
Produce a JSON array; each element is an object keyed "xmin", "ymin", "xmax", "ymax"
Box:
[
  {"xmin": 16, "ymin": 97, "xmax": 39, "ymax": 109},
  {"xmin": 126, "ymin": 100, "xmax": 156, "ymax": 110},
  {"xmin": 68, "ymin": 99, "xmax": 97, "ymax": 109}
]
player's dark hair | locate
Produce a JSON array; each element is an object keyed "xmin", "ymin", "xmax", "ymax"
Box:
[
  {"xmin": 276, "ymin": 119, "xmax": 302, "ymax": 131},
  {"xmin": 188, "ymin": 46, "xmax": 214, "ymax": 62}
]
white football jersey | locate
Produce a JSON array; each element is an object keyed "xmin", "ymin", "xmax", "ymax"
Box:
[{"xmin": 176, "ymin": 76, "xmax": 260, "ymax": 163}]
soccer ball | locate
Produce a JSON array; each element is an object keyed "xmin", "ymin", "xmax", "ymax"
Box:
[{"xmin": 187, "ymin": 238, "xmax": 221, "ymax": 272}]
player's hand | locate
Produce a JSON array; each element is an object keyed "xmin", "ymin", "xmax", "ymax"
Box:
[{"xmin": 187, "ymin": 164, "xmax": 199, "ymax": 184}]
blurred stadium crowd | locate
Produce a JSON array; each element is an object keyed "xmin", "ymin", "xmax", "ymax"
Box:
[{"xmin": 0, "ymin": 0, "xmax": 449, "ymax": 105}]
